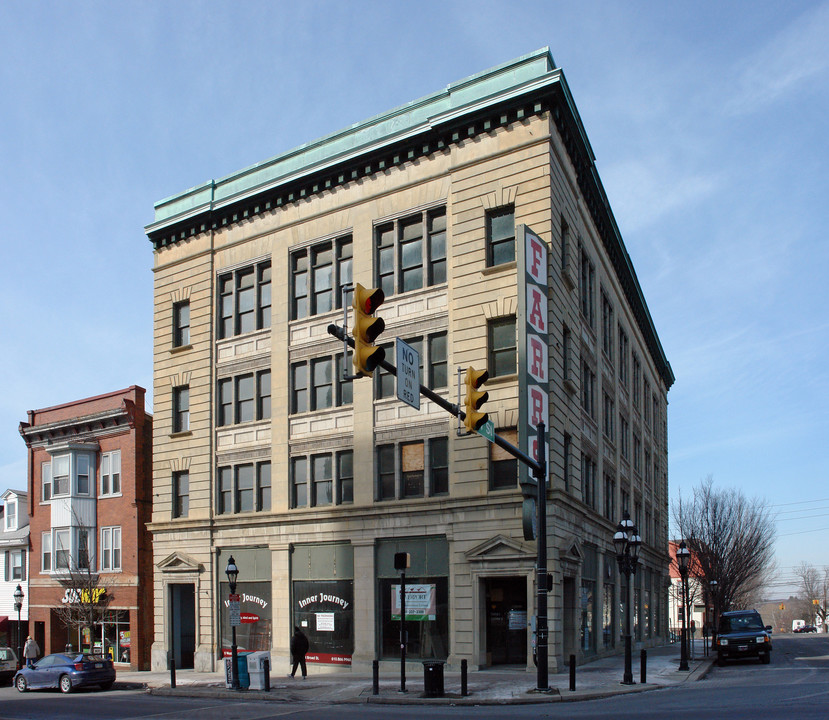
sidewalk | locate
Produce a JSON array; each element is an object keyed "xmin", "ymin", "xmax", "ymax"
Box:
[{"xmin": 118, "ymin": 643, "xmax": 714, "ymax": 705}]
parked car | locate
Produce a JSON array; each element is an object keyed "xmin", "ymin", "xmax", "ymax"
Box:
[
  {"xmin": 13, "ymin": 653, "xmax": 115, "ymax": 693},
  {"xmin": 716, "ymin": 609, "xmax": 773, "ymax": 666},
  {"xmin": 0, "ymin": 647, "xmax": 19, "ymax": 685},
  {"xmin": 794, "ymin": 625, "xmax": 818, "ymax": 633}
]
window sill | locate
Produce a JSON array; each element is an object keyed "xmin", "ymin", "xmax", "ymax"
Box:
[
  {"xmin": 170, "ymin": 344, "xmax": 193, "ymax": 355},
  {"xmin": 486, "ymin": 373, "xmax": 518, "ymax": 386},
  {"xmin": 170, "ymin": 430, "xmax": 193, "ymax": 439},
  {"xmin": 482, "ymin": 260, "xmax": 517, "ymax": 276},
  {"xmin": 99, "ymin": 493, "xmax": 123, "ymax": 500}
]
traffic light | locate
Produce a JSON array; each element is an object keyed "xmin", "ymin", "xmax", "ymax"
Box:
[
  {"xmin": 463, "ymin": 367, "xmax": 489, "ymax": 433},
  {"xmin": 351, "ymin": 283, "xmax": 386, "ymax": 377}
]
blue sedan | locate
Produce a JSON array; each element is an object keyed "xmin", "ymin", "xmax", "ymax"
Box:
[{"xmin": 14, "ymin": 653, "xmax": 116, "ymax": 693}]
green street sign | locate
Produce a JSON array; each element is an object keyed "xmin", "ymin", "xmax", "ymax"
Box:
[{"xmin": 476, "ymin": 419, "xmax": 495, "ymax": 442}]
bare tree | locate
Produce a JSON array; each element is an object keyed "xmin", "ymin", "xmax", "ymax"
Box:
[
  {"xmin": 792, "ymin": 561, "xmax": 829, "ymax": 629},
  {"xmin": 673, "ymin": 477, "xmax": 776, "ymax": 614}
]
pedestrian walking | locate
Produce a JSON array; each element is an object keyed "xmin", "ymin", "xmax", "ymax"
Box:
[
  {"xmin": 289, "ymin": 627, "xmax": 309, "ymax": 678},
  {"xmin": 23, "ymin": 636, "xmax": 40, "ymax": 668}
]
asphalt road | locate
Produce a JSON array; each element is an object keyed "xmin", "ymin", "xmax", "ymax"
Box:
[{"xmin": 1, "ymin": 635, "xmax": 827, "ymax": 720}]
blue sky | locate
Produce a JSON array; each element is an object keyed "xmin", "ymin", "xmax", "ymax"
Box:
[{"xmin": 1, "ymin": 1, "xmax": 827, "ymax": 596}]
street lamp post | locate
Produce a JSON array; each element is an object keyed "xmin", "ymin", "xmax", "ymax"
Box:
[
  {"xmin": 613, "ymin": 512, "xmax": 641, "ymax": 685},
  {"xmin": 677, "ymin": 541, "xmax": 691, "ymax": 672},
  {"xmin": 13, "ymin": 584, "xmax": 24, "ymax": 671},
  {"xmin": 709, "ymin": 579, "xmax": 719, "ymax": 650},
  {"xmin": 225, "ymin": 556, "xmax": 240, "ymax": 691}
]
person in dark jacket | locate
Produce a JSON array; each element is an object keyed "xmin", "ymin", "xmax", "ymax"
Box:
[{"xmin": 289, "ymin": 627, "xmax": 309, "ymax": 678}]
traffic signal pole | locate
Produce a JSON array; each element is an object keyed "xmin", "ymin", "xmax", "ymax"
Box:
[{"xmin": 327, "ymin": 322, "xmax": 550, "ymax": 691}]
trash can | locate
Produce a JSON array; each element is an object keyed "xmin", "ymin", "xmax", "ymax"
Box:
[
  {"xmin": 422, "ymin": 660, "xmax": 445, "ymax": 698},
  {"xmin": 246, "ymin": 651, "xmax": 271, "ymax": 690},
  {"xmin": 224, "ymin": 653, "xmax": 251, "ymax": 689}
]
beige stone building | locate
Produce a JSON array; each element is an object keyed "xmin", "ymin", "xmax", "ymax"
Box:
[{"xmin": 145, "ymin": 48, "xmax": 673, "ymax": 675}]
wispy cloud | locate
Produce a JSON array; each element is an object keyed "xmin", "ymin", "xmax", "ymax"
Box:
[{"xmin": 725, "ymin": 1, "xmax": 829, "ymax": 116}]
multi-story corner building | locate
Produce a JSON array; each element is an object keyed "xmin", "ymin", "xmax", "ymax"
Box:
[
  {"xmin": 1, "ymin": 489, "xmax": 30, "ymax": 650},
  {"xmin": 18, "ymin": 386, "xmax": 154, "ymax": 669},
  {"xmin": 145, "ymin": 48, "xmax": 673, "ymax": 674}
]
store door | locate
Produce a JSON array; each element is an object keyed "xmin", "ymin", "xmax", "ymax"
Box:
[
  {"xmin": 484, "ymin": 577, "xmax": 527, "ymax": 665},
  {"xmin": 169, "ymin": 584, "xmax": 195, "ymax": 669}
]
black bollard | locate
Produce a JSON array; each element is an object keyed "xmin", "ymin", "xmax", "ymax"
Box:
[
  {"xmin": 640, "ymin": 649, "xmax": 647, "ymax": 684},
  {"xmin": 461, "ymin": 658, "xmax": 468, "ymax": 696},
  {"xmin": 264, "ymin": 657, "xmax": 270, "ymax": 692},
  {"xmin": 168, "ymin": 650, "xmax": 176, "ymax": 689},
  {"xmin": 569, "ymin": 654, "xmax": 576, "ymax": 691},
  {"xmin": 372, "ymin": 659, "xmax": 379, "ymax": 695}
]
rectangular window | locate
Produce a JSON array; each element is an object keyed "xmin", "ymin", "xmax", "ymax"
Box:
[
  {"xmin": 5, "ymin": 499, "xmax": 16, "ymax": 530},
  {"xmin": 312, "ymin": 454, "xmax": 333, "ymax": 506},
  {"xmin": 236, "ymin": 374, "xmax": 255, "ymax": 424},
  {"xmin": 10, "ymin": 550, "xmax": 24, "ymax": 580},
  {"xmin": 489, "ymin": 317, "xmax": 517, "ymax": 377},
  {"xmin": 292, "ymin": 457, "xmax": 307, "ymax": 508},
  {"xmin": 53, "ymin": 455, "xmax": 70, "ymax": 496},
  {"xmin": 602, "ymin": 291, "xmax": 614, "ymax": 361},
  {"xmin": 217, "ymin": 260, "xmax": 272, "ymax": 338},
  {"xmin": 337, "ymin": 451, "xmax": 353, "ymax": 505},
  {"xmin": 582, "ymin": 453, "xmax": 597, "ymax": 509},
  {"xmin": 604, "ymin": 474, "xmax": 616, "ymax": 521},
  {"xmin": 173, "ymin": 470, "xmax": 189, "ymax": 518},
  {"xmin": 291, "ymin": 355, "xmax": 350, "ymax": 413},
  {"xmin": 490, "ymin": 428, "xmax": 518, "ymax": 489},
  {"xmin": 55, "ymin": 528, "xmax": 70, "ymax": 570},
  {"xmin": 429, "ymin": 332, "xmax": 447, "ymax": 389},
  {"xmin": 258, "ymin": 370, "xmax": 271, "ymax": 420},
  {"xmin": 173, "ymin": 300, "xmax": 190, "ymax": 347},
  {"xmin": 632, "ymin": 353, "xmax": 641, "ymax": 407},
  {"xmin": 173, "ymin": 386, "xmax": 189, "ymax": 433},
  {"xmin": 218, "ymin": 378, "xmax": 233, "ymax": 426},
  {"xmin": 618, "ymin": 326, "xmax": 629, "ymax": 387},
  {"xmin": 401, "ymin": 442, "xmax": 424, "ymax": 498},
  {"xmin": 236, "ymin": 464, "xmax": 254, "ymax": 513},
  {"xmin": 377, "ymin": 444, "xmax": 396, "ymax": 500},
  {"xmin": 486, "ymin": 205, "xmax": 515, "ymax": 266},
  {"xmin": 603, "ymin": 392, "xmax": 615, "ymax": 442},
  {"xmin": 100, "ymin": 451, "xmax": 121, "ymax": 497},
  {"xmin": 218, "ymin": 369, "xmax": 273, "ymax": 426},
  {"xmin": 335, "ymin": 354, "xmax": 353, "ymax": 406},
  {"xmin": 375, "ymin": 207, "xmax": 447, "ymax": 298},
  {"xmin": 42, "ymin": 532, "xmax": 52, "ymax": 572},
  {"xmin": 620, "ymin": 415, "xmax": 630, "ymax": 459},
  {"xmin": 76, "ymin": 454, "xmax": 90, "ymax": 495},
  {"xmin": 581, "ymin": 359, "xmax": 596, "ymax": 418},
  {"xmin": 290, "ymin": 236, "xmax": 351, "ymax": 320},
  {"xmin": 428, "ymin": 209, "xmax": 447, "ymax": 285},
  {"xmin": 77, "ymin": 528, "xmax": 90, "ymax": 570},
  {"xmin": 100, "ymin": 527, "xmax": 121, "ymax": 572},
  {"xmin": 216, "ymin": 462, "xmax": 271, "ymax": 514},
  {"xmin": 430, "ymin": 437, "xmax": 448, "ymax": 496},
  {"xmin": 258, "ymin": 461, "xmax": 271, "ymax": 512},
  {"xmin": 633, "ymin": 434, "xmax": 642, "ymax": 474},
  {"xmin": 579, "ymin": 245, "xmax": 595, "ymax": 327},
  {"xmin": 42, "ymin": 461, "xmax": 52, "ymax": 501},
  {"xmin": 643, "ymin": 379, "xmax": 651, "ymax": 426},
  {"xmin": 563, "ymin": 433, "xmax": 571, "ymax": 491},
  {"xmin": 218, "ymin": 467, "xmax": 233, "ymax": 514}
]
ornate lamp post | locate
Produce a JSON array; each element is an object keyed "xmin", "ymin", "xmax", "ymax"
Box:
[
  {"xmin": 613, "ymin": 512, "xmax": 641, "ymax": 685},
  {"xmin": 13, "ymin": 584, "xmax": 24, "ymax": 671},
  {"xmin": 676, "ymin": 541, "xmax": 691, "ymax": 671},
  {"xmin": 225, "ymin": 556, "xmax": 240, "ymax": 690}
]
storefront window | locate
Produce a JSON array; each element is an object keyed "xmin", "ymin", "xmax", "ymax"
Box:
[
  {"xmin": 603, "ymin": 581, "xmax": 615, "ymax": 649},
  {"xmin": 291, "ymin": 543, "xmax": 354, "ymax": 665},
  {"xmin": 72, "ymin": 609, "xmax": 130, "ymax": 662},
  {"xmin": 376, "ymin": 536, "xmax": 449, "ymax": 660},
  {"xmin": 218, "ymin": 547, "xmax": 273, "ymax": 657}
]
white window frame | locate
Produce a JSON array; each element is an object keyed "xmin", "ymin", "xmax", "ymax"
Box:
[
  {"xmin": 4, "ymin": 498, "xmax": 16, "ymax": 531},
  {"xmin": 100, "ymin": 526, "xmax": 121, "ymax": 572},
  {"xmin": 100, "ymin": 451, "xmax": 122, "ymax": 497},
  {"xmin": 42, "ymin": 531, "xmax": 52, "ymax": 572},
  {"xmin": 55, "ymin": 528, "xmax": 70, "ymax": 570},
  {"xmin": 10, "ymin": 549, "xmax": 24, "ymax": 580},
  {"xmin": 76, "ymin": 454, "xmax": 91, "ymax": 495},
  {"xmin": 42, "ymin": 461, "xmax": 52, "ymax": 502},
  {"xmin": 52, "ymin": 455, "xmax": 70, "ymax": 497}
]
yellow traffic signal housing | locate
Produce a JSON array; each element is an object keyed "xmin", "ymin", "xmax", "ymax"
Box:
[
  {"xmin": 463, "ymin": 367, "xmax": 490, "ymax": 433},
  {"xmin": 351, "ymin": 283, "xmax": 386, "ymax": 377}
]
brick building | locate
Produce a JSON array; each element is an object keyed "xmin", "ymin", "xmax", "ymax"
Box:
[
  {"xmin": 145, "ymin": 49, "xmax": 673, "ymax": 674},
  {"xmin": 18, "ymin": 386, "xmax": 153, "ymax": 669}
]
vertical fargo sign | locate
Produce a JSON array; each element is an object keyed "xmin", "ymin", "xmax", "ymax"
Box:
[{"xmin": 517, "ymin": 225, "xmax": 549, "ymax": 495}]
